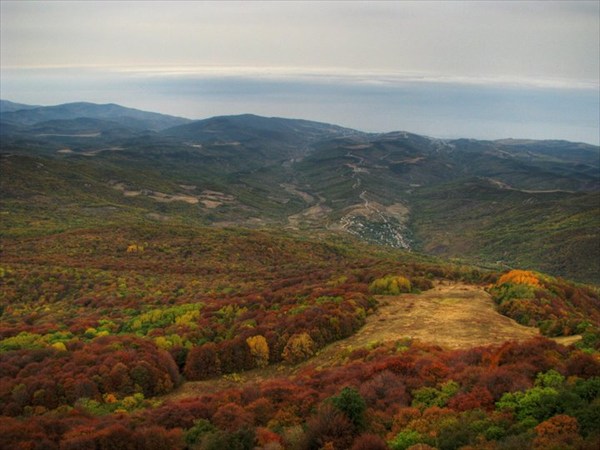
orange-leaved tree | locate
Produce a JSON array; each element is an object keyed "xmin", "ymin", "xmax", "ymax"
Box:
[
  {"xmin": 497, "ymin": 270, "xmax": 540, "ymax": 287},
  {"xmin": 533, "ymin": 414, "xmax": 582, "ymax": 450}
]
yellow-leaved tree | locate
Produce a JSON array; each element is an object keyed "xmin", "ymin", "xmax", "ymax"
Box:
[
  {"xmin": 246, "ymin": 335, "xmax": 270, "ymax": 368},
  {"xmin": 281, "ymin": 333, "xmax": 315, "ymax": 364},
  {"xmin": 126, "ymin": 244, "xmax": 144, "ymax": 253},
  {"xmin": 369, "ymin": 275, "xmax": 412, "ymax": 295}
]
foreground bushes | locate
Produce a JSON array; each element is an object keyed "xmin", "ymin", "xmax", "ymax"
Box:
[
  {"xmin": 0, "ymin": 335, "xmax": 180, "ymax": 416},
  {"xmin": 2, "ymin": 337, "xmax": 599, "ymax": 450},
  {"xmin": 489, "ymin": 270, "xmax": 600, "ymax": 340}
]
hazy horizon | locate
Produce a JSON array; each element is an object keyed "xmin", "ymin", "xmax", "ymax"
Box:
[{"xmin": 1, "ymin": 1, "xmax": 599, "ymax": 144}]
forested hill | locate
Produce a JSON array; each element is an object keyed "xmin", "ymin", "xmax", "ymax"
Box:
[
  {"xmin": 2, "ymin": 100, "xmax": 600, "ymax": 450},
  {"xmin": 1, "ymin": 222, "xmax": 599, "ymax": 449},
  {"xmin": 1, "ymin": 100, "xmax": 599, "ymax": 282}
]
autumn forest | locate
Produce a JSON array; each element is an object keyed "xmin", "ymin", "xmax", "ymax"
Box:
[{"xmin": 1, "ymin": 222, "xmax": 599, "ymax": 450}]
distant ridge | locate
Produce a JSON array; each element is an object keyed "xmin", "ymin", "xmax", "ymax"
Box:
[
  {"xmin": 0, "ymin": 99, "xmax": 41, "ymax": 113},
  {"xmin": 162, "ymin": 113, "xmax": 363, "ymax": 146},
  {"xmin": 0, "ymin": 100, "xmax": 191, "ymax": 131},
  {"xmin": 1, "ymin": 100, "xmax": 598, "ymax": 282}
]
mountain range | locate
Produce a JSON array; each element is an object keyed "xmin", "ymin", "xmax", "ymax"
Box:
[{"xmin": 1, "ymin": 100, "xmax": 599, "ymax": 282}]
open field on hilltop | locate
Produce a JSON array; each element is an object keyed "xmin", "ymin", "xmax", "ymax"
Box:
[
  {"xmin": 323, "ymin": 282, "xmax": 541, "ymax": 352},
  {"xmin": 316, "ymin": 282, "xmax": 583, "ymax": 360},
  {"xmin": 166, "ymin": 281, "xmax": 580, "ymax": 402}
]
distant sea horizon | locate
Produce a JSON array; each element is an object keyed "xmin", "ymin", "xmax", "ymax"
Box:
[{"xmin": 2, "ymin": 67, "xmax": 598, "ymax": 145}]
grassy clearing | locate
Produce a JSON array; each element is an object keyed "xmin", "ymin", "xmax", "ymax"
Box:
[
  {"xmin": 314, "ymin": 282, "xmax": 545, "ymax": 356},
  {"xmin": 165, "ymin": 281, "xmax": 573, "ymax": 402}
]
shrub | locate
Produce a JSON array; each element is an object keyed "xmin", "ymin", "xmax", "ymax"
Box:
[
  {"xmin": 281, "ymin": 333, "xmax": 315, "ymax": 364},
  {"xmin": 388, "ymin": 429, "xmax": 423, "ymax": 450},
  {"xmin": 497, "ymin": 270, "xmax": 540, "ymax": 287},
  {"xmin": 351, "ymin": 434, "xmax": 389, "ymax": 450},
  {"xmin": 246, "ymin": 335, "xmax": 270, "ymax": 368},
  {"xmin": 301, "ymin": 404, "xmax": 355, "ymax": 450},
  {"xmin": 369, "ymin": 276, "xmax": 412, "ymax": 295},
  {"xmin": 330, "ymin": 387, "xmax": 367, "ymax": 431},
  {"xmin": 533, "ymin": 415, "xmax": 582, "ymax": 450}
]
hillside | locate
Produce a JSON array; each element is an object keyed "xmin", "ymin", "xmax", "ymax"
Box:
[
  {"xmin": 0, "ymin": 99, "xmax": 41, "ymax": 113},
  {"xmin": 0, "ymin": 101, "xmax": 190, "ymax": 131},
  {"xmin": 1, "ymin": 98, "xmax": 599, "ymax": 446},
  {"xmin": 166, "ymin": 281, "xmax": 583, "ymax": 403},
  {"xmin": 1, "ymin": 0, "xmax": 598, "ymax": 447},
  {"xmin": 1, "ymin": 101, "xmax": 598, "ymax": 282},
  {"xmin": 1, "ymin": 222, "xmax": 599, "ymax": 450}
]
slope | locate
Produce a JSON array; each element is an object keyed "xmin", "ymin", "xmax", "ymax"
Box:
[
  {"xmin": 0, "ymin": 101, "xmax": 190, "ymax": 130},
  {"xmin": 1, "ymin": 104, "xmax": 598, "ymax": 282}
]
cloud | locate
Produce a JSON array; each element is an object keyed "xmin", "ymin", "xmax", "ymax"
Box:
[
  {"xmin": 112, "ymin": 66, "xmax": 598, "ymax": 90},
  {"xmin": 1, "ymin": 1, "xmax": 598, "ymax": 144},
  {"xmin": 4, "ymin": 65, "xmax": 596, "ymax": 91},
  {"xmin": 2, "ymin": 1, "xmax": 598, "ymax": 86}
]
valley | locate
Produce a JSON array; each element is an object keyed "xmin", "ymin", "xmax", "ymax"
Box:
[{"xmin": 3, "ymin": 101, "xmax": 598, "ymax": 282}]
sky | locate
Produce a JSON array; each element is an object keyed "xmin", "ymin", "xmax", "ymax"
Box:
[{"xmin": 1, "ymin": 1, "xmax": 599, "ymax": 144}]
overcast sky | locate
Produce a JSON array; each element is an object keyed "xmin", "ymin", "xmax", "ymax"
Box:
[{"xmin": 1, "ymin": 1, "xmax": 599, "ymax": 143}]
